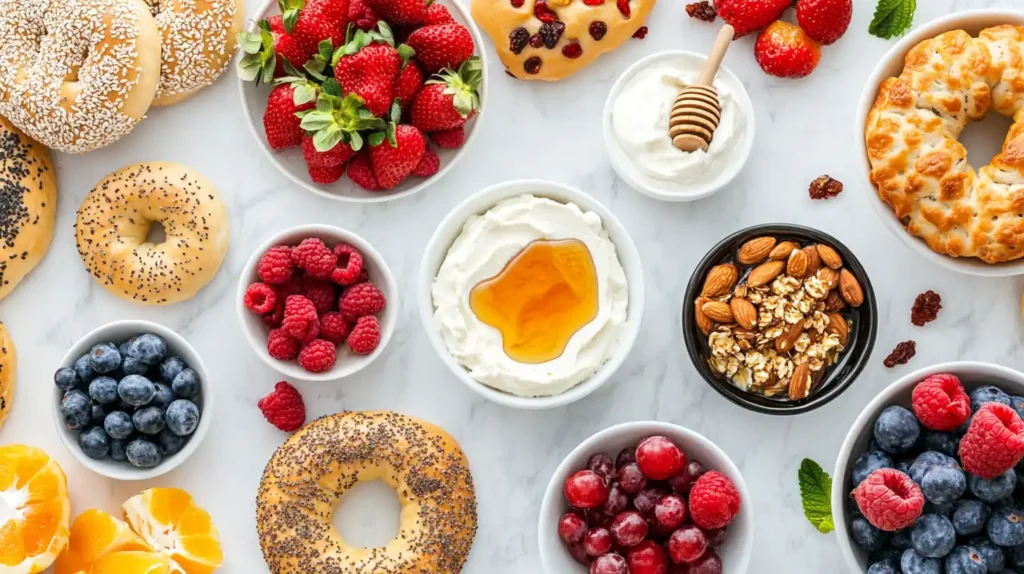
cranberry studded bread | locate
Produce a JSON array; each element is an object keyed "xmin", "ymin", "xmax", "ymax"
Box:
[
  {"xmin": 865, "ymin": 25, "xmax": 1024, "ymax": 264},
  {"xmin": 472, "ymin": 0, "xmax": 654, "ymax": 80}
]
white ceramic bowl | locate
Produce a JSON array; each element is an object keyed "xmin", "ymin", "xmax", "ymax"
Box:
[
  {"xmin": 833, "ymin": 361, "xmax": 1024, "ymax": 573},
  {"xmin": 538, "ymin": 421, "xmax": 754, "ymax": 573},
  {"xmin": 418, "ymin": 179, "xmax": 644, "ymax": 409},
  {"xmin": 237, "ymin": 0, "xmax": 488, "ymax": 203},
  {"xmin": 603, "ymin": 50, "xmax": 755, "ymax": 202},
  {"xmin": 856, "ymin": 10, "xmax": 1024, "ymax": 276},
  {"xmin": 52, "ymin": 320, "xmax": 213, "ymax": 481},
  {"xmin": 237, "ymin": 224, "xmax": 398, "ymax": 381}
]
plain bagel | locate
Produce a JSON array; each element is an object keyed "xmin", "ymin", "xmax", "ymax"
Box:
[
  {"xmin": 75, "ymin": 162, "xmax": 230, "ymax": 305},
  {"xmin": 257, "ymin": 411, "xmax": 478, "ymax": 573}
]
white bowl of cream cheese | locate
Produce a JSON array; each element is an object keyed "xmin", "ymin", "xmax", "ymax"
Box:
[
  {"xmin": 603, "ymin": 50, "xmax": 755, "ymax": 202},
  {"xmin": 419, "ymin": 180, "xmax": 644, "ymax": 409}
]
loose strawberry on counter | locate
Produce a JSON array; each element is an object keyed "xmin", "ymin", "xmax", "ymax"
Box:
[
  {"xmin": 754, "ymin": 20, "xmax": 821, "ymax": 79},
  {"xmin": 715, "ymin": 0, "xmax": 789, "ymax": 38}
]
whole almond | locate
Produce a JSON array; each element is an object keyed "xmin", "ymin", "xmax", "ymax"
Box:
[
  {"xmin": 769, "ymin": 241, "xmax": 799, "ymax": 260},
  {"xmin": 824, "ymin": 289, "xmax": 846, "ymax": 312},
  {"xmin": 701, "ymin": 264, "xmax": 738, "ymax": 297},
  {"xmin": 839, "ymin": 269, "xmax": 864, "ymax": 307},
  {"xmin": 733, "ymin": 327, "xmax": 756, "ymax": 342},
  {"xmin": 789, "ymin": 363, "xmax": 812, "ymax": 400},
  {"xmin": 775, "ymin": 321, "xmax": 803, "ymax": 352},
  {"xmin": 786, "ymin": 249, "xmax": 809, "ymax": 278},
  {"xmin": 748, "ymin": 260, "xmax": 785, "ymax": 287},
  {"xmin": 702, "ymin": 301, "xmax": 734, "ymax": 323},
  {"xmin": 730, "ymin": 297, "xmax": 757, "ymax": 329},
  {"xmin": 737, "ymin": 236, "xmax": 776, "ymax": 265},
  {"xmin": 826, "ymin": 312, "xmax": 849, "ymax": 345},
  {"xmin": 816, "ymin": 244, "xmax": 843, "ymax": 269},
  {"xmin": 817, "ymin": 267, "xmax": 840, "ymax": 290},
  {"xmin": 694, "ymin": 297, "xmax": 714, "ymax": 335},
  {"xmin": 803, "ymin": 245, "xmax": 821, "ymax": 274}
]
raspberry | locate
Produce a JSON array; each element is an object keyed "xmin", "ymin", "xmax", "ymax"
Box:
[
  {"xmin": 688, "ymin": 471, "xmax": 741, "ymax": 530},
  {"xmin": 298, "ymin": 339, "xmax": 337, "ymax": 373},
  {"xmin": 301, "ymin": 277, "xmax": 337, "ymax": 314},
  {"xmin": 960, "ymin": 402, "xmax": 1024, "ymax": 479},
  {"xmin": 257, "ymin": 245, "xmax": 295, "ymax": 284},
  {"xmin": 319, "ymin": 312, "xmax": 352, "ymax": 344},
  {"xmin": 411, "ymin": 147, "xmax": 440, "ymax": 177},
  {"xmin": 244, "ymin": 282, "xmax": 277, "ymax": 314},
  {"xmin": 266, "ymin": 329, "xmax": 301, "ymax": 360},
  {"xmin": 853, "ymin": 468, "xmax": 924, "ymax": 531},
  {"xmin": 290, "ymin": 238, "xmax": 336, "ymax": 280},
  {"xmin": 281, "ymin": 295, "xmax": 320, "ymax": 343},
  {"xmin": 430, "ymin": 126, "xmax": 465, "ymax": 149},
  {"xmin": 911, "ymin": 373, "xmax": 971, "ymax": 431},
  {"xmin": 330, "ymin": 244, "xmax": 364, "ymax": 286},
  {"xmin": 339, "ymin": 282, "xmax": 387, "ymax": 323},
  {"xmin": 263, "ymin": 304, "xmax": 284, "ymax": 328},
  {"xmin": 347, "ymin": 315, "xmax": 381, "ymax": 355},
  {"xmin": 258, "ymin": 381, "xmax": 306, "ymax": 431}
]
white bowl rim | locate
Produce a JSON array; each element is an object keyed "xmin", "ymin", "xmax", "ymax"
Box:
[
  {"xmin": 52, "ymin": 320, "xmax": 214, "ymax": 481},
  {"xmin": 236, "ymin": 0, "xmax": 489, "ymax": 204},
  {"xmin": 417, "ymin": 179, "xmax": 645, "ymax": 409},
  {"xmin": 235, "ymin": 223, "xmax": 398, "ymax": 382},
  {"xmin": 832, "ymin": 360, "xmax": 1024, "ymax": 573},
  {"xmin": 536, "ymin": 420, "xmax": 754, "ymax": 573},
  {"xmin": 602, "ymin": 49, "xmax": 756, "ymax": 203},
  {"xmin": 855, "ymin": 9, "xmax": 1024, "ymax": 277}
]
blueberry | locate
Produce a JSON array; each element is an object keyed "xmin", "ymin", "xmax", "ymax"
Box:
[
  {"xmin": 971, "ymin": 471, "xmax": 1018, "ymax": 503},
  {"xmin": 87, "ymin": 376, "xmax": 118, "ymax": 404},
  {"xmin": 871, "ymin": 546, "xmax": 903, "ymax": 565},
  {"xmin": 851, "ymin": 515, "xmax": 888, "ymax": 551},
  {"xmin": 118, "ymin": 338, "xmax": 135, "ymax": 358},
  {"xmin": 988, "ymin": 508, "xmax": 1024, "ymax": 547},
  {"xmin": 171, "ymin": 369, "xmax": 199, "ymax": 399},
  {"xmin": 946, "ymin": 546, "xmax": 988, "ymax": 574},
  {"xmin": 911, "ymin": 452, "xmax": 958, "ymax": 485},
  {"xmin": 853, "ymin": 450, "xmax": 894, "ymax": 485},
  {"xmin": 118, "ymin": 375, "xmax": 155, "ymax": 407},
  {"xmin": 78, "ymin": 427, "xmax": 110, "ymax": 459},
  {"xmin": 867, "ymin": 559, "xmax": 899, "ymax": 574},
  {"xmin": 132, "ymin": 407, "xmax": 165, "ymax": 435},
  {"xmin": 128, "ymin": 334, "xmax": 167, "ymax": 366},
  {"xmin": 151, "ymin": 383, "xmax": 175, "ymax": 409},
  {"xmin": 911, "ymin": 514, "xmax": 956, "ymax": 558},
  {"xmin": 157, "ymin": 428, "xmax": 187, "ymax": 456},
  {"xmin": 90, "ymin": 404, "xmax": 106, "ymax": 426},
  {"xmin": 88, "ymin": 343, "xmax": 121, "ymax": 374},
  {"xmin": 121, "ymin": 356, "xmax": 148, "ymax": 376},
  {"xmin": 109, "ymin": 438, "xmax": 128, "ymax": 462},
  {"xmin": 72, "ymin": 353, "xmax": 95, "ymax": 384},
  {"xmin": 902, "ymin": 548, "xmax": 943, "ymax": 574},
  {"xmin": 165, "ymin": 400, "xmax": 199, "ymax": 436},
  {"xmin": 54, "ymin": 367, "xmax": 79, "ymax": 391},
  {"xmin": 125, "ymin": 438, "xmax": 162, "ymax": 468},
  {"xmin": 971, "ymin": 386, "xmax": 1012, "ymax": 412},
  {"xmin": 1005, "ymin": 541, "xmax": 1024, "ymax": 568},
  {"xmin": 158, "ymin": 356, "xmax": 187, "ymax": 383},
  {"xmin": 896, "ymin": 459, "xmax": 914, "ymax": 476},
  {"xmin": 922, "ymin": 431, "xmax": 959, "ymax": 458},
  {"xmin": 922, "ymin": 464, "xmax": 967, "ymax": 504},
  {"xmin": 1010, "ymin": 396, "xmax": 1024, "ymax": 420},
  {"xmin": 60, "ymin": 390, "xmax": 92, "ymax": 430},
  {"xmin": 925, "ymin": 502, "xmax": 955, "ymax": 518},
  {"xmin": 954, "ymin": 500, "xmax": 990, "ymax": 537},
  {"xmin": 969, "ymin": 538, "xmax": 1006, "ymax": 572},
  {"xmin": 103, "ymin": 411, "xmax": 134, "ymax": 440},
  {"xmin": 875, "ymin": 406, "xmax": 921, "ymax": 454}
]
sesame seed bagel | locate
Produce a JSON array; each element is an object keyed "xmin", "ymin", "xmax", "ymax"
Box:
[
  {"xmin": 257, "ymin": 411, "xmax": 478, "ymax": 573},
  {"xmin": 0, "ymin": 0, "xmax": 162, "ymax": 153},
  {"xmin": 146, "ymin": 0, "xmax": 246, "ymax": 106},
  {"xmin": 75, "ymin": 162, "xmax": 230, "ymax": 305},
  {"xmin": 0, "ymin": 117, "xmax": 56, "ymax": 303},
  {"xmin": 0, "ymin": 322, "xmax": 16, "ymax": 431}
]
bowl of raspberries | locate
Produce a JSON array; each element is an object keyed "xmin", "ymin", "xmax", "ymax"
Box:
[
  {"xmin": 238, "ymin": 224, "xmax": 397, "ymax": 380},
  {"xmin": 52, "ymin": 321, "xmax": 212, "ymax": 480},
  {"xmin": 834, "ymin": 362, "xmax": 1024, "ymax": 574},
  {"xmin": 538, "ymin": 421, "xmax": 753, "ymax": 573},
  {"xmin": 236, "ymin": 0, "xmax": 486, "ymax": 202}
]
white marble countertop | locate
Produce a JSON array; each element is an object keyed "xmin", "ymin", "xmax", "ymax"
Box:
[{"xmin": 7, "ymin": 0, "xmax": 1023, "ymax": 571}]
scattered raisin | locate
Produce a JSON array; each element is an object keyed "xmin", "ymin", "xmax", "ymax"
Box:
[
  {"xmin": 562, "ymin": 42, "xmax": 582, "ymax": 58},
  {"xmin": 510, "ymin": 0, "xmax": 524, "ymax": 7},
  {"xmin": 534, "ymin": 1, "xmax": 559, "ymax": 22},
  {"xmin": 539, "ymin": 21, "xmax": 565, "ymax": 48},
  {"xmin": 529, "ymin": 33, "xmax": 544, "ymax": 48},
  {"xmin": 685, "ymin": 1, "xmax": 716, "ymax": 22},
  {"xmin": 632, "ymin": 25, "xmax": 648, "ymax": 39},
  {"xmin": 883, "ymin": 341, "xmax": 916, "ymax": 368},
  {"xmin": 809, "ymin": 175, "xmax": 844, "ymax": 200},
  {"xmin": 524, "ymin": 56, "xmax": 542, "ymax": 75},
  {"xmin": 589, "ymin": 21, "xmax": 608, "ymax": 40},
  {"xmin": 509, "ymin": 27, "xmax": 530, "ymax": 54},
  {"xmin": 910, "ymin": 290, "xmax": 941, "ymax": 326},
  {"xmin": 616, "ymin": 0, "xmax": 630, "ymax": 18}
]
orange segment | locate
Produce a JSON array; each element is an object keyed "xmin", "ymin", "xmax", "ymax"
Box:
[
  {"xmin": 68, "ymin": 509, "xmax": 151, "ymax": 564},
  {"xmin": 122, "ymin": 489, "xmax": 222, "ymax": 574},
  {"xmin": 0, "ymin": 446, "xmax": 69, "ymax": 574},
  {"xmin": 90, "ymin": 551, "xmax": 171, "ymax": 574}
]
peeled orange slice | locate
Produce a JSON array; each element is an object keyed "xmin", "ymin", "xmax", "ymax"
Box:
[
  {"xmin": 0, "ymin": 445, "xmax": 71, "ymax": 574},
  {"xmin": 71, "ymin": 509, "xmax": 151, "ymax": 563},
  {"xmin": 90, "ymin": 551, "xmax": 172, "ymax": 574},
  {"xmin": 122, "ymin": 488, "xmax": 222, "ymax": 574}
]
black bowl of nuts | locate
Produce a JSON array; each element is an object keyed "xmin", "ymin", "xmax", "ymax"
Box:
[{"xmin": 681, "ymin": 224, "xmax": 877, "ymax": 415}]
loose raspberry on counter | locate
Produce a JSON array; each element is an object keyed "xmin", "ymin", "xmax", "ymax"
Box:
[
  {"xmin": 853, "ymin": 468, "xmax": 924, "ymax": 531},
  {"xmin": 347, "ymin": 316, "xmax": 381, "ymax": 355},
  {"xmin": 244, "ymin": 282, "xmax": 277, "ymax": 314},
  {"xmin": 301, "ymin": 277, "xmax": 337, "ymax": 314},
  {"xmin": 911, "ymin": 373, "xmax": 971, "ymax": 431},
  {"xmin": 258, "ymin": 381, "xmax": 306, "ymax": 432},
  {"xmin": 339, "ymin": 282, "xmax": 387, "ymax": 323},
  {"xmin": 257, "ymin": 245, "xmax": 295, "ymax": 284},
  {"xmin": 291, "ymin": 238, "xmax": 337, "ymax": 279},
  {"xmin": 267, "ymin": 329, "xmax": 301, "ymax": 360},
  {"xmin": 281, "ymin": 295, "xmax": 320, "ymax": 343},
  {"xmin": 319, "ymin": 312, "xmax": 352, "ymax": 345},
  {"xmin": 298, "ymin": 339, "xmax": 337, "ymax": 373},
  {"xmin": 688, "ymin": 471, "xmax": 741, "ymax": 530},
  {"xmin": 330, "ymin": 244, "xmax": 364, "ymax": 286},
  {"xmin": 960, "ymin": 402, "xmax": 1024, "ymax": 479}
]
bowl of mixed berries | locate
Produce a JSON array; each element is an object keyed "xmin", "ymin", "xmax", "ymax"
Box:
[
  {"xmin": 237, "ymin": 0, "xmax": 486, "ymax": 202},
  {"xmin": 834, "ymin": 362, "xmax": 1024, "ymax": 573},
  {"xmin": 539, "ymin": 421, "xmax": 753, "ymax": 573}
]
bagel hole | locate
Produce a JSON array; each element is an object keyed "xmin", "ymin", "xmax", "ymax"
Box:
[
  {"xmin": 960, "ymin": 112, "xmax": 1014, "ymax": 168},
  {"xmin": 333, "ymin": 480, "xmax": 401, "ymax": 548},
  {"xmin": 145, "ymin": 222, "xmax": 166, "ymax": 244}
]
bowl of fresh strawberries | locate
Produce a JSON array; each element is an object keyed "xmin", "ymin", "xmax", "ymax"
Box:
[
  {"xmin": 237, "ymin": 0, "xmax": 487, "ymax": 202},
  {"xmin": 237, "ymin": 224, "xmax": 398, "ymax": 381}
]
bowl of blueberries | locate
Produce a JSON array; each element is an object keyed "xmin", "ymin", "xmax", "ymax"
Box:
[
  {"xmin": 834, "ymin": 361, "xmax": 1024, "ymax": 574},
  {"xmin": 52, "ymin": 320, "xmax": 212, "ymax": 481}
]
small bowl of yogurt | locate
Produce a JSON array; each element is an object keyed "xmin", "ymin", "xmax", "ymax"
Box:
[{"xmin": 603, "ymin": 50, "xmax": 755, "ymax": 202}]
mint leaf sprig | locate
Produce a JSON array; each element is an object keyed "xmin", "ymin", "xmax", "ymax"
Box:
[
  {"xmin": 869, "ymin": 0, "xmax": 917, "ymax": 40},
  {"xmin": 799, "ymin": 458, "xmax": 835, "ymax": 534}
]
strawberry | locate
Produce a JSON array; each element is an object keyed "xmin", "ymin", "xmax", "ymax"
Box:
[
  {"xmin": 795, "ymin": 0, "xmax": 851, "ymax": 45},
  {"xmin": 348, "ymin": 0, "xmax": 381, "ymax": 30},
  {"xmin": 237, "ymin": 18, "xmax": 314, "ymax": 82},
  {"xmin": 333, "ymin": 24, "xmax": 404, "ymax": 116},
  {"xmin": 715, "ymin": 0, "xmax": 791, "ymax": 38},
  {"xmin": 279, "ymin": 0, "xmax": 347, "ymax": 51},
  {"xmin": 411, "ymin": 147, "xmax": 440, "ymax": 177},
  {"xmin": 405, "ymin": 23, "xmax": 475, "ymax": 74},
  {"xmin": 308, "ymin": 164, "xmax": 345, "ymax": 184},
  {"xmin": 296, "ymin": 81, "xmax": 386, "ymax": 154},
  {"xmin": 346, "ymin": 152, "xmax": 381, "ymax": 190},
  {"xmin": 263, "ymin": 84, "xmax": 315, "ymax": 150},
  {"xmin": 430, "ymin": 125, "xmax": 464, "ymax": 148},
  {"xmin": 369, "ymin": 124, "xmax": 426, "ymax": 188},
  {"xmin": 424, "ymin": 2, "xmax": 454, "ymax": 25},
  {"xmin": 410, "ymin": 57, "xmax": 481, "ymax": 132},
  {"xmin": 365, "ymin": 0, "xmax": 426, "ymax": 25},
  {"xmin": 394, "ymin": 60, "xmax": 424, "ymax": 110},
  {"xmin": 754, "ymin": 20, "xmax": 821, "ymax": 79},
  {"xmin": 302, "ymin": 135, "xmax": 355, "ymax": 168}
]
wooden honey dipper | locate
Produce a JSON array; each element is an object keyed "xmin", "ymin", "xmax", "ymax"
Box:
[{"xmin": 669, "ymin": 24, "xmax": 735, "ymax": 153}]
